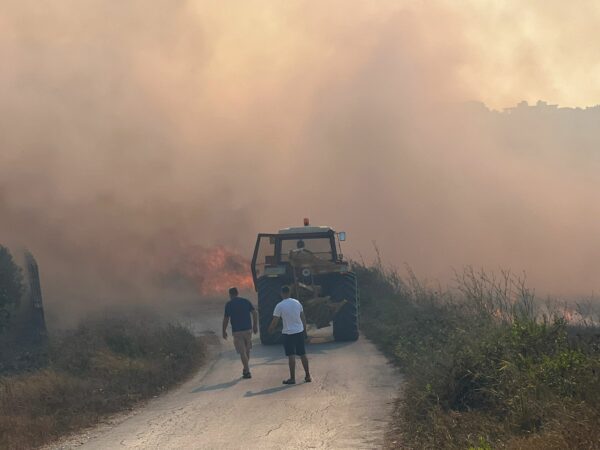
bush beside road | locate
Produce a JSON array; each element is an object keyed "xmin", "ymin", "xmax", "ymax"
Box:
[
  {"xmin": 0, "ymin": 317, "xmax": 206, "ymax": 450},
  {"xmin": 356, "ymin": 261, "xmax": 600, "ymax": 449}
]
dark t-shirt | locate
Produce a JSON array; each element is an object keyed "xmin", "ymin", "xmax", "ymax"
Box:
[{"xmin": 224, "ymin": 297, "xmax": 255, "ymax": 332}]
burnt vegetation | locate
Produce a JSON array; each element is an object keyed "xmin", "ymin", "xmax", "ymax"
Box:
[{"xmin": 356, "ymin": 260, "xmax": 600, "ymax": 449}]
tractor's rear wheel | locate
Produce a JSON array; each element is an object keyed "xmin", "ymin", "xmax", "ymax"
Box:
[
  {"xmin": 257, "ymin": 276, "xmax": 284, "ymax": 345},
  {"xmin": 330, "ymin": 272, "xmax": 359, "ymax": 342}
]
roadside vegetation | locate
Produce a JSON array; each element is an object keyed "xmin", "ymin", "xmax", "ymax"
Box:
[
  {"xmin": 0, "ymin": 316, "xmax": 206, "ymax": 450},
  {"xmin": 356, "ymin": 260, "xmax": 600, "ymax": 449}
]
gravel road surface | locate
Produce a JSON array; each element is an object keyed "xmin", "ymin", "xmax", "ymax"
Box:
[{"xmin": 52, "ymin": 316, "xmax": 401, "ymax": 449}]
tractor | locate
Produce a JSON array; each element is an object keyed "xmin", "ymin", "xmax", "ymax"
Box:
[{"xmin": 251, "ymin": 219, "xmax": 359, "ymax": 344}]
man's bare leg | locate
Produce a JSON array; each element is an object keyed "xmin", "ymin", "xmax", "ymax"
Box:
[
  {"xmin": 240, "ymin": 349, "xmax": 250, "ymax": 374},
  {"xmin": 245, "ymin": 343, "xmax": 252, "ymax": 377},
  {"xmin": 288, "ymin": 355, "xmax": 296, "ymax": 380},
  {"xmin": 300, "ymin": 355, "xmax": 311, "ymax": 381}
]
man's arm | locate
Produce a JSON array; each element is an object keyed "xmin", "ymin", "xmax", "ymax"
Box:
[
  {"xmin": 268, "ymin": 316, "xmax": 280, "ymax": 334},
  {"xmin": 222, "ymin": 315, "xmax": 229, "ymax": 340},
  {"xmin": 251, "ymin": 309, "xmax": 258, "ymax": 334}
]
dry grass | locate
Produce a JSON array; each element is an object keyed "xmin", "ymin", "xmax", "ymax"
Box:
[
  {"xmin": 355, "ymin": 262, "xmax": 600, "ymax": 449},
  {"xmin": 0, "ymin": 316, "xmax": 205, "ymax": 450}
]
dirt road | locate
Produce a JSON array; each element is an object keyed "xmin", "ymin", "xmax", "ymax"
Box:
[{"xmin": 53, "ymin": 316, "xmax": 401, "ymax": 449}]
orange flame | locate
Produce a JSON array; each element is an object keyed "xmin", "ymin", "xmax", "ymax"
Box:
[
  {"xmin": 563, "ymin": 308, "xmax": 575, "ymax": 323},
  {"xmin": 177, "ymin": 245, "xmax": 254, "ymax": 296}
]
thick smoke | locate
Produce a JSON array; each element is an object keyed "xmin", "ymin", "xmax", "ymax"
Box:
[{"xmin": 1, "ymin": 1, "xmax": 599, "ymax": 323}]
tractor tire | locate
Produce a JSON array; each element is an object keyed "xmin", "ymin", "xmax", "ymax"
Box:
[
  {"xmin": 257, "ymin": 276, "xmax": 284, "ymax": 345},
  {"xmin": 330, "ymin": 272, "xmax": 359, "ymax": 342}
]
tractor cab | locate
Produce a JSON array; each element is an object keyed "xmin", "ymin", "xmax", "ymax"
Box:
[{"xmin": 251, "ymin": 220, "xmax": 348, "ymax": 287}]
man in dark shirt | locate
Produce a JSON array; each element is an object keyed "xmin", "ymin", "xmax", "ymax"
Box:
[{"xmin": 222, "ymin": 287, "xmax": 258, "ymax": 379}]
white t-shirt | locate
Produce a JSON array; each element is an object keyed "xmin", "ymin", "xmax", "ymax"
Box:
[{"xmin": 273, "ymin": 298, "xmax": 304, "ymax": 335}]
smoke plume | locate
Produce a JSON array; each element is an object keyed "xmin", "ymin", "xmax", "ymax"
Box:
[{"xmin": 1, "ymin": 1, "xmax": 599, "ymax": 323}]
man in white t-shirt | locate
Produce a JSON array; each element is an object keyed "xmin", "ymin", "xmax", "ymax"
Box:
[{"xmin": 268, "ymin": 285, "xmax": 312, "ymax": 385}]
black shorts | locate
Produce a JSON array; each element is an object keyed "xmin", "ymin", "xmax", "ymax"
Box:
[{"xmin": 283, "ymin": 332, "xmax": 306, "ymax": 356}]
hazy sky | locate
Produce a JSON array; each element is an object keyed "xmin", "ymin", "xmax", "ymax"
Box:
[
  {"xmin": 446, "ymin": 0, "xmax": 600, "ymax": 108},
  {"xmin": 1, "ymin": 0, "xmax": 599, "ymax": 319},
  {"xmin": 155, "ymin": 0, "xmax": 600, "ymax": 109}
]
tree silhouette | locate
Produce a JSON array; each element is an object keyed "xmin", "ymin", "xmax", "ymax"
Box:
[{"xmin": 0, "ymin": 245, "xmax": 24, "ymax": 332}]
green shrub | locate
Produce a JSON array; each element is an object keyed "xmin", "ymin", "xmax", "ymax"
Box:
[{"xmin": 356, "ymin": 261, "xmax": 600, "ymax": 449}]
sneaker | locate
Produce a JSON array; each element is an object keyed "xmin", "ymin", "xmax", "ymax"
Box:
[{"xmin": 242, "ymin": 371, "xmax": 252, "ymax": 379}]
